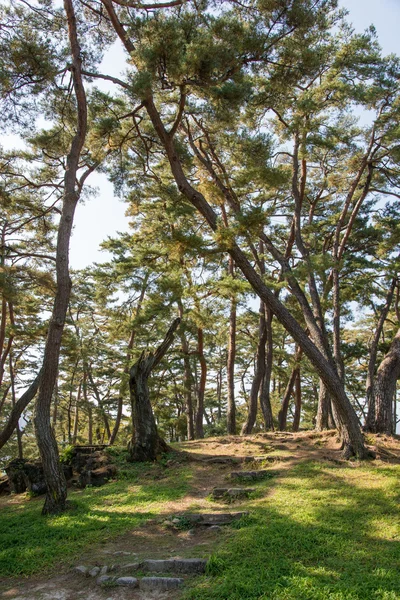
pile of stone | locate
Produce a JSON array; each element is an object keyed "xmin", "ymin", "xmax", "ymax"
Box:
[{"xmin": 3, "ymin": 445, "xmax": 116, "ymax": 497}]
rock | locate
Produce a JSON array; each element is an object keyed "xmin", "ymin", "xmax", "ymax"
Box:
[
  {"xmin": 77, "ymin": 465, "xmax": 117, "ymax": 489},
  {"xmin": 118, "ymin": 562, "xmax": 140, "ymax": 571},
  {"xmin": 140, "ymin": 577, "xmax": 184, "ymax": 591},
  {"xmin": 97, "ymin": 575, "xmax": 113, "ymax": 585},
  {"xmin": 187, "ymin": 529, "xmax": 196, "ymax": 537},
  {"xmin": 142, "ymin": 558, "xmax": 207, "ymax": 574},
  {"xmin": 212, "ymin": 487, "xmax": 256, "ymax": 500},
  {"xmin": 100, "ymin": 566, "xmax": 108, "ymax": 575},
  {"xmin": 5, "ymin": 458, "xmax": 73, "ymax": 496},
  {"xmin": 113, "ymin": 551, "xmax": 132, "ymax": 556},
  {"xmin": 74, "ymin": 565, "xmax": 88, "ymax": 575},
  {"xmin": 230, "ymin": 470, "xmax": 277, "ymax": 481},
  {"xmin": 209, "ymin": 525, "xmax": 222, "ymax": 532},
  {"xmin": 88, "ymin": 567, "xmax": 100, "ymax": 577},
  {"xmin": 173, "ymin": 512, "xmax": 248, "ymax": 526},
  {"xmin": 115, "ymin": 577, "xmax": 138, "ymax": 587}
]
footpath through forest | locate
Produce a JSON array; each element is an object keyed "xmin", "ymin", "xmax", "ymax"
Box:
[{"xmin": 1, "ymin": 431, "xmax": 399, "ymax": 600}]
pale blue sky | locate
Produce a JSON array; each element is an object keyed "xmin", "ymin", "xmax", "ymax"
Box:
[{"xmin": 67, "ymin": 1, "xmax": 400, "ymax": 267}]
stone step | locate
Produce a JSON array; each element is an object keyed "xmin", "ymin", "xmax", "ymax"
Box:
[
  {"xmin": 96, "ymin": 575, "xmax": 184, "ymax": 590},
  {"xmin": 171, "ymin": 512, "xmax": 248, "ymax": 526},
  {"xmin": 141, "ymin": 558, "xmax": 207, "ymax": 574},
  {"xmin": 229, "ymin": 470, "xmax": 278, "ymax": 481},
  {"xmin": 140, "ymin": 577, "xmax": 184, "ymax": 591},
  {"xmin": 212, "ymin": 487, "xmax": 256, "ymax": 500}
]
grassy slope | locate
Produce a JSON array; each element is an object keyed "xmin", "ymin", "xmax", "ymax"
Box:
[
  {"xmin": 184, "ymin": 460, "xmax": 400, "ymax": 600},
  {"xmin": 0, "ymin": 436, "xmax": 399, "ymax": 600}
]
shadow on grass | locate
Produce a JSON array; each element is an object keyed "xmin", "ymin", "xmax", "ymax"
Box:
[{"xmin": 183, "ymin": 460, "xmax": 400, "ymax": 600}]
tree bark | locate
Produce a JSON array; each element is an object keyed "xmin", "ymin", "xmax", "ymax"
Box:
[
  {"xmin": 241, "ymin": 300, "xmax": 267, "ymax": 434},
  {"xmin": 259, "ymin": 307, "xmax": 274, "ymax": 430},
  {"xmin": 129, "ymin": 318, "xmax": 180, "ymax": 461},
  {"xmin": 365, "ymin": 279, "xmax": 396, "ymax": 431},
  {"xmin": 292, "ymin": 368, "xmax": 302, "ymax": 432},
  {"xmin": 34, "ymin": 0, "xmax": 88, "ymax": 514},
  {"xmin": 227, "ymin": 257, "xmax": 237, "ymax": 435},
  {"xmin": 316, "ymin": 380, "xmax": 330, "ymax": 431},
  {"xmin": 278, "ymin": 347, "xmax": 302, "ymax": 431},
  {"xmin": 374, "ymin": 328, "xmax": 400, "ymax": 434}
]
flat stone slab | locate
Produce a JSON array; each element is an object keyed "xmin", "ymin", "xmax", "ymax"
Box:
[
  {"xmin": 142, "ymin": 558, "xmax": 207, "ymax": 574},
  {"xmin": 115, "ymin": 576, "xmax": 138, "ymax": 587},
  {"xmin": 202, "ymin": 456, "xmax": 242, "ymax": 464},
  {"xmin": 140, "ymin": 577, "xmax": 184, "ymax": 591},
  {"xmin": 212, "ymin": 487, "xmax": 256, "ymax": 500},
  {"xmin": 230, "ymin": 470, "xmax": 278, "ymax": 481},
  {"xmin": 173, "ymin": 512, "xmax": 248, "ymax": 526}
]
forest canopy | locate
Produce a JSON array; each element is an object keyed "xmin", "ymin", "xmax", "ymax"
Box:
[{"xmin": 1, "ymin": 0, "xmax": 400, "ymax": 514}]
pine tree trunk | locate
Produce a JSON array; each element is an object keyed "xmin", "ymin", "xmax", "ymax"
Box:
[
  {"xmin": 292, "ymin": 369, "xmax": 302, "ymax": 432},
  {"xmin": 34, "ymin": 0, "xmax": 88, "ymax": 515},
  {"xmin": 227, "ymin": 256, "xmax": 237, "ymax": 434},
  {"xmin": 129, "ymin": 318, "xmax": 180, "ymax": 461},
  {"xmin": 278, "ymin": 347, "xmax": 302, "ymax": 430},
  {"xmin": 241, "ymin": 300, "xmax": 267, "ymax": 434},
  {"xmin": 195, "ymin": 327, "xmax": 206, "ymax": 438},
  {"xmin": 374, "ymin": 328, "xmax": 400, "ymax": 434},
  {"xmin": 260, "ymin": 308, "xmax": 274, "ymax": 430},
  {"xmin": 0, "ymin": 372, "xmax": 41, "ymax": 450},
  {"xmin": 316, "ymin": 380, "xmax": 330, "ymax": 430},
  {"xmin": 365, "ymin": 280, "xmax": 396, "ymax": 431}
]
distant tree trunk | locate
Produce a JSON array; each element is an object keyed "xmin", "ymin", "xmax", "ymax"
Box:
[
  {"xmin": 129, "ymin": 318, "xmax": 180, "ymax": 461},
  {"xmin": 72, "ymin": 382, "xmax": 81, "ymax": 445},
  {"xmin": 292, "ymin": 368, "xmax": 302, "ymax": 432},
  {"xmin": 9, "ymin": 353, "xmax": 23, "ymax": 458},
  {"xmin": 278, "ymin": 347, "xmax": 302, "ymax": 431},
  {"xmin": 110, "ymin": 275, "xmax": 149, "ymax": 445},
  {"xmin": 82, "ymin": 371, "xmax": 93, "ymax": 444},
  {"xmin": 34, "ymin": 0, "xmax": 88, "ymax": 515},
  {"xmin": 227, "ymin": 257, "xmax": 236, "ymax": 434},
  {"xmin": 316, "ymin": 380, "xmax": 330, "ymax": 430},
  {"xmin": 259, "ymin": 308, "xmax": 274, "ymax": 430},
  {"xmin": 242, "ymin": 300, "xmax": 268, "ymax": 434},
  {"xmin": 87, "ymin": 368, "xmax": 111, "ymax": 440},
  {"xmin": 374, "ymin": 328, "xmax": 400, "ymax": 434},
  {"xmin": 177, "ymin": 300, "xmax": 195, "ymax": 440},
  {"xmin": 365, "ymin": 279, "xmax": 396, "ymax": 431},
  {"xmin": 195, "ymin": 327, "xmax": 206, "ymax": 438}
]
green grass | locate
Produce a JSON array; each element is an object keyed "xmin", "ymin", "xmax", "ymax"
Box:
[
  {"xmin": 182, "ymin": 461, "xmax": 400, "ymax": 600},
  {"xmin": 0, "ymin": 455, "xmax": 191, "ymax": 578},
  {"xmin": 2, "ymin": 445, "xmax": 400, "ymax": 600}
]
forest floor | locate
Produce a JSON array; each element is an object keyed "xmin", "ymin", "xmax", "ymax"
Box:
[{"xmin": 0, "ymin": 431, "xmax": 399, "ymax": 600}]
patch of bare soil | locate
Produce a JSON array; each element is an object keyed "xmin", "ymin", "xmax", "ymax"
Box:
[{"xmin": 2, "ymin": 431, "xmax": 400, "ymax": 600}]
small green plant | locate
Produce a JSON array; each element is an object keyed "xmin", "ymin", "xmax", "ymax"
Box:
[
  {"xmin": 205, "ymin": 555, "xmax": 226, "ymax": 576},
  {"xmin": 59, "ymin": 445, "xmax": 75, "ymax": 464}
]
